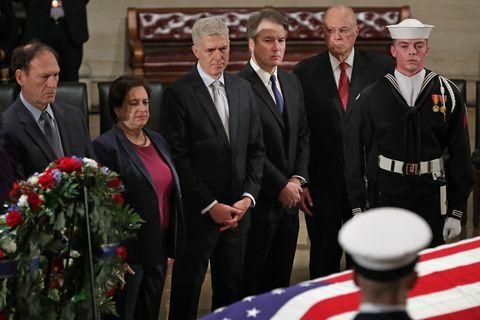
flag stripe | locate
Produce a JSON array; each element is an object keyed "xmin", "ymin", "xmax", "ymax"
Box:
[
  {"xmin": 300, "ymin": 263, "xmax": 480, "ymax": 319},
  {"xmin": 419, "ymin": 238, "xmax": 480, "ymax": 261},
  {"xmin": 273, "ymin": 244, "xmax": 480, "ymax": 319},
  {"xmin": 423, "ymin": 306, "xmax": 480, "ymax": 320},
  {"xmin": 326, "ymin": 282, "xmax": 480, "ymax": 320},
  {"xmin": 200, "ymin": 237, "xmax": 480, "ymax": 320}
]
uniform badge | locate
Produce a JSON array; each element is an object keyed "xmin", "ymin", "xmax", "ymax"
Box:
[
  {"xmin": 432, "ymin": 94, "xmax": 448, "ymax": 122},
  {"xmin": 432, "ymin": 94, "xmax": 440, "ymax": 112}
]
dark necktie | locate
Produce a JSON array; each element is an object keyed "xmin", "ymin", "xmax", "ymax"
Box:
[
  {"xmin": 270, "ymin": 74, "xmax": 284, "ymax": 114},
  {"xmin": 338, "ymin": 62, "xmax": 350, "ymax": 111},
  {"xmin": 39, "ymin": 111, "xmax": 63, "ymax": 159}
]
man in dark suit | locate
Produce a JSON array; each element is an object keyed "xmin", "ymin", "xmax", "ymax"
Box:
[
  {"xmin": 160, "ymin": 17, "xmax": 264, "ymax": 320},
  {"xmin": 293, "ymin": 4, "xmax": 394, "ymax": 279},
  {"xmin": 0, "ymin": 41, "xmax": 94, "ymax": 180},
  {"xmin": 22, "ymin": 0, "xmax": 89, "ymax": 81},
  {"xmin": 238, "ymin": 9, "xmax": 309, "ymax": 295}
]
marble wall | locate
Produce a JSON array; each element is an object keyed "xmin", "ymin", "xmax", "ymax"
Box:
[{"xmin": 83, "ymin": 0, "xmax": 480, "ymax": 104}]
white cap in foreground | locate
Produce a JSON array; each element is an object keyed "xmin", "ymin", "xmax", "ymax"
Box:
[{"xmin": 339, "ymin": 207, "xmax": 432, "ymax": 281}]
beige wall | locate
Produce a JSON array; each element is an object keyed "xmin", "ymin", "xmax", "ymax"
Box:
[{"xmin": 83, "ymin": 0, "xmax": 480, "ymax": 104}]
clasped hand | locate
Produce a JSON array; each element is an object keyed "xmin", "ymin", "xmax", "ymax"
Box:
[
  {"xmin": 278, "ymin": 178, "xmax": 303, "ymax": 209},
  {"xmin": 209, "ymin": 197, "xmax": 252, "ymax": 231}
]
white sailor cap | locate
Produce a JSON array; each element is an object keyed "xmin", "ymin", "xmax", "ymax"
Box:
[
  {"xmin": 338, "ymin": 207, "xmax": 432, "ymax": 281},
  {"xmin": 387, "ymin": 18, "xmax": 434, "ymax": 40}
]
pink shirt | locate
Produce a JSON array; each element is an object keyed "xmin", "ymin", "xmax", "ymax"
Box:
[{"xmin": 135, "ymin": 143, "xmax": 173, "ymax": 231}]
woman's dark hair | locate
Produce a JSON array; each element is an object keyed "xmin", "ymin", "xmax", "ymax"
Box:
[{"xmin": 108, "ymin": 75, "xmax": 150, "ymax": 122}]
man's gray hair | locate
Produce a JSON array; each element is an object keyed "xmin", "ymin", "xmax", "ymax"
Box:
[{"xmin": 192, "ymin": 17, "xmax": 229, "ymax": 45}]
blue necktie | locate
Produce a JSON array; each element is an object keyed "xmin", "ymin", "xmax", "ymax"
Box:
[{"xmin": 270, "ymin": 74, "xmax": 284, "ymax": 114}]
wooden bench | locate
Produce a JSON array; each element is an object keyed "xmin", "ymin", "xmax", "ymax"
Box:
[{"xmin": 127, "ymin": 6, "xmax": 410, "ymax": 83}]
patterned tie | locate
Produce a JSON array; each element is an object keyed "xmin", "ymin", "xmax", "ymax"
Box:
[
  {"xmin": 39, "ymin": 111, "xmax": 63, "ymax": 159},
  {"xmin": 270, "ymin": 74, "xmax": 284, "ymax": 114},
  {"xmin": 338, "ymin": 62, "xmax": 350, "ymax": 111},
  {"xmin": 211, "ymin": 80, "xmax": 229, "ymax": 139}
]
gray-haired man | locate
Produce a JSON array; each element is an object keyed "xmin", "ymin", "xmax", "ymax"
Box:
[{"xmin": 160, "ymin": 17, "xmax": 264, "ymax": 319}]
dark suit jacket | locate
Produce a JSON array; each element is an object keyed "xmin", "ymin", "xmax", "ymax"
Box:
[
  {"xmin": 0, "ymin": 97, "xmax": 94, "ymax": 179},
  {"xmin": 22, "ymin": 0, "xmax": 89, "ymax": 46},
  {"xmin": 93, "ymin": 125, "xmax": 185, "ymax": 265},
  {"xmin": 293, "ymin": 49, "xmax": 393, "ymax": 213},
  {"xmin": 0, "ymin": 145, "xmax": 13, "ymax": 204},
  {"xmin": 238, "ymin": 64, "xmax": 309, "ymax": 220},
  {"xmin": 160, "ymin": 67, "xmax": 265, "ymax": 234}
]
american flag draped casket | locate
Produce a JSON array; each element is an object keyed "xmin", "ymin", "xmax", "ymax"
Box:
[{"xmin": 200, "ymin": 237, "xmax": 480, "ymax": 320}]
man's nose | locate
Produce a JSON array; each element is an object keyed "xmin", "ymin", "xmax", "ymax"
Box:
[
  {"xmin": 213, "ymin": 49, "xmax": 222, "ymax": 59},
  {"xmin": 46, "ymin": 75, "xmax": 58, "ymax": 87}
]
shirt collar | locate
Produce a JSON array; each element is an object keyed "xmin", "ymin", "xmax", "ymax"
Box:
[
  {"xmin": 20, "ymin": 91, "xmax": 54, "ymax": 122},
  {"xmin": 394, "ymin": 68, "xmax": 426, "ymax": 82},
  {"xmin": 249, "ymin": 58, "xmax": 278, "ymax": 87},
  {"xmin": 329, "ymin": 47, "xmax": 355, "ymax": 70},
  {"xmin": 359, "ymin": 303, "xmax": 407, "ymax": 313},
  {"xmin": 197, "ymin": 63, "xmax": 225, "ymax": 88}
]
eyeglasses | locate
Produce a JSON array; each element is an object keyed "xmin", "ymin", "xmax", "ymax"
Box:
[{"xmin": 323, "ymin": 26, "xmax": 356, "ymax": 37}]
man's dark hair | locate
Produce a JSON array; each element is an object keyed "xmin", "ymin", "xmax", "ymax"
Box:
[
  {"xmin": 11, "ymin": 40, "xmax": 60, "ymax": 73},
  {"xmin": 246, "ymin": 9, "xmax": 288, "ymax": 40},
  {"xmin": 108, "ymin": 75, "xmax": 150, "ymax": 122}
]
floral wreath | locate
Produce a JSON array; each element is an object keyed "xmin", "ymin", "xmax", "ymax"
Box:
[{"xmin": 0, "ymin": 156, "xmax": 142, "ymax": 319}]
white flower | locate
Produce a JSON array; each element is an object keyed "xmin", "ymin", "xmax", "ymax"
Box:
[
  {"xmin": 18, "ymin": 194, "xmax": 28, "ymax": 207},
  {"xmin": 28, "ymin": 174, "xmax": 39, "ymax": 185},
  {"xmin": 83, "ymin": 157, "xmax": 98, "ymax": 168},
  {"xmin": 70, "ymin": 250, "xmax": 81, "ymax": 258},
  {"xmin": 2, "ymin": 239, "xmax": 17, "ymax": 253}
]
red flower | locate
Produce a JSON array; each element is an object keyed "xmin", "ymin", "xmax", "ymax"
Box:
[
  {"xmin": 6, "ymin": 210, "xmax": 23, "ymax": 227},
  {"xmin": 112, "ymin": 193, "xmax": 124, "ymax": 205},
  {"xmin": 107, "ymin": 177, "xmax": 121, "ymax": 189},
  {"xmin": 116, "ymin": 246, "xmax": 127, "ymax": 261},
  {"xmin": 107, "ymin": 287, "xmax": 116, "ymax": 297},
  {"xmin": 0, "ymin": 249, "xmax": 5, "ymax": 259},
  {"xmin": 38, "ymin": 172, "xmax": 55, "ymax": 189},
  {"xmin": 27, "ymin": 192, "xmax": 42, "ymax": 210},
  {"xmin": 9, "ymin": 181, "xmax": 21, "ymax": 198},
  {"xmin": 57, "ymin": 157, "xmax": 82, "ymax": 173}
]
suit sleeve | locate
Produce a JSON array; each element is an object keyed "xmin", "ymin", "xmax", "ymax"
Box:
[
  {"xmin": 292, "ymin": 75, "xmax": 310, "ymax": 181},
  {"xmin": 344, "ymin": 89, "xmax": 373, "ymax": 211},
  {"xmin": 445, "ymin": 82, "xmax": 474, "ymax": 215},
  {"xmin": 241, "ymin": 87, "xmax": 265, "ymax": 200},
  {"xmin": 79, "ymin": 111, "xmax": 96, "ymax": 160},
  {"xmin": 92, "ymin": 136, "xmax": 117, "ymax": 173},
  {"xmin": 0, "ymin": 114, "xmax": 26, "ymax": 180},
  {"xmin": 159, "ymin": 86, "xmax": 218, "ymax": 214}
]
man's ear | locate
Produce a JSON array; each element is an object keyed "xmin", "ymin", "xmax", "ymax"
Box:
[
  {"xmin": 15, "ymin": 69, "xmax": 25, "ymax": 86},
  {"xmin": 191, "ymin": 45, "xmax": 199, "ymax": 60},
  {"xmin": 248, "ymin": 38, "xmax": 255, "ymax": 54},
  {"xmin": 390, "ymin": 44, "xmax": 397, "ymax": 58}
]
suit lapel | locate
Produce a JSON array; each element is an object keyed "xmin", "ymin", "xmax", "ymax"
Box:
[
  {"xmin": 345, "ymin": 52, "xmax": 367, "ymax": 120},
  {"xmin": 320, "ymin": 54, "xmax": 345, "ymax": 119},
  {"xmin": 245, "ymin": 64, "xmax": 285, "ymax": 129},
  {"xmin": 224, "ymin": 73, "xmax": 239, "ymax": 147},
  {"xmin": 113, "ymin": 125, "xmax": 155, "ymax": 191},
  {"xmin": 16, "ymin": 99, "xmax": 56, "ymax": 160},
  {"xmin": 278, "ymin": 70, "xmax": 295, "ymax": 132},
  {"xmin": 189, "ymin": 70, "xmax": 230, "ymax": 143},
  {"xmin": 51, "ymin": 103, "xmax": 72, "ymax": 155}
]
